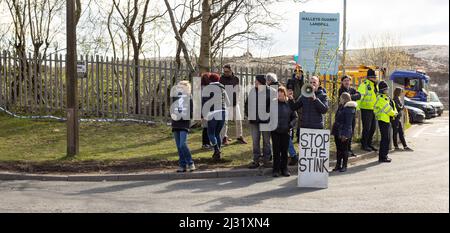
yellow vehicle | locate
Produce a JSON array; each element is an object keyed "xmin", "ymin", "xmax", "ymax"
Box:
[
  {"xmin": 337, "ymin": 65, "xmax": 385, "ymax": 86},
  {"xmin": 301, "ymin": 65, "xmax": 385, "ymax": 98}
]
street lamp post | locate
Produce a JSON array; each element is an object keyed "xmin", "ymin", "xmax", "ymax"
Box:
[{"xmin": 66, "ymin": 0, "xmax": 79, "ymax": 156}]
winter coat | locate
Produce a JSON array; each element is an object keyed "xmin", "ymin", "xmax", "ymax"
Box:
[
  {"xmin": 171, "ymin": 92, "xmax": 193, "ymax": 132},
  {"xmin": 288, "ymin": 88, "xmax": 329, "ymax": 129},
  {"xmin": 339, "ymin": 86, "xmax": 362, "ymax": 101},
  {"xmin": 220, "ymin": 74, "xmax": 240, "ymax": 106},
  {"xmin": 286, "ymin": 74, "xmax": 304, "ymax": 100},
  {"xmin": 392, "ymin": 96, "xmax": 404, "ymax": 120},
  {"xmin": 202, "ymin": 82, "xmax": 230, "ymax": 120},
  {"xmin": 272, "ymin": 101, "xmax": 298, "ymax": 134},
  {"xmin": 245, "ymin": 86, "xmax": 277, "ymax": 125},
  {"xmin": 332, "ymin": 101, "xmax": 358, "ymax": 139}
]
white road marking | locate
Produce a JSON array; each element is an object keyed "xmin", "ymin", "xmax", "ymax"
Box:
[{"xmin": 218, "ymin": 181, "xmax": 233, "ymax": 186}]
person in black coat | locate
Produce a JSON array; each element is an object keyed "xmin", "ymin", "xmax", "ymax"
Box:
[
  {"xmin": 219, "ymin": 64, "xmax": 247, "ymax": 145},
  {"xmin": 392, "ymin": 87, "xmax": 413, "ymax": 151},
  {"xmin": 170, "ymin": 81, "xmax": 195, "ymax": 173},
  {"xmin": 331, "ymin": 92, "xmax": 357, "ymax": 172},
  {"xmin": 287, "ymin": 65, "xmax": 305, "ymax": 142},
  {"xmin": 287, "ymin": 76, "xmax": 329, "ymax": 130},
  {"xmin": 271, "ymin": 86, "xmax": 298, "ymax": 177},
  {"xmin": 338, "ymin": 75, "xmax": 362, "ymax": 157},
  {"xmin": 267, "ymin": 73, "xmax": 299, "ymax": 164}
]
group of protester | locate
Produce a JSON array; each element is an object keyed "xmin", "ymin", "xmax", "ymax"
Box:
[{"xmin": 170, "ymin": 64, "xmax": 413, "ymax": 175}]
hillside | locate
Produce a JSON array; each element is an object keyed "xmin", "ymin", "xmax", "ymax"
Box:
[
  {"xmin": 223, "ymin": 45, "xmax": 449, "ymax": 107},
  {"xmin": 224, "ymin": 45, "xmax": 449, "ymax": 74},
  {"xmin": 401, "ymin": 45, "xmax": 449, "ymax": 72}
]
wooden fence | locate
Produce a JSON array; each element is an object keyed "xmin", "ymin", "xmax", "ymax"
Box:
[{"xmin": 0, "ymin": 50, "xmax": 368, "ymax": 137}]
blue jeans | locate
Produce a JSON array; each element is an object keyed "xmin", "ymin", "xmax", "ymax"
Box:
[
  {"xmin": 288, "ymin": 129, "xmax": 297, "ymax": 158},
  {"xmin": 207, "ymin": 111, "xmax": 226, "ymax": 149},
  {"xmin": 173, "ymin": 130, "xmax": 193, "ymax": 167},
  {"xmin": 288, "ymin": 138, "xmax": 297, "ymax": 158}
]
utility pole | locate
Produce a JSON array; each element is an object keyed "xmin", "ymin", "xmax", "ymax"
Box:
[
  {"xmin": 66, "ymin": 0, "xmax": 79, "ymax": 156},
  {"xmin": 342, "ymin": 0, "xmax": 347, "ymax": 75}
]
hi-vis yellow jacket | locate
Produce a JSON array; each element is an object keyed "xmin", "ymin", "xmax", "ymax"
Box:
[
  {"xmin": 374, "ymin": 93, "xmax": 397, "ymax": 123},
  {"xmin": 357, "ymin": 79, "xmax": 377, "ymax": 110}
]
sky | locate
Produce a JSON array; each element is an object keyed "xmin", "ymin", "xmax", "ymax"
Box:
[
  {"xmin": 1, "ymin": 0, "xmax": 448, "ymax": 58},
  {"xmin": 262, "ymin": 0, "xmax": 450, "ymax": 56}
]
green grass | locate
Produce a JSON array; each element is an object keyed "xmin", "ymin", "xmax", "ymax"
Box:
[
  {"xmin": 0, "ymin": 112, "xmax": 254, "ymax": 171},
  {"xmin": 0, "ymin": 111, "xmax": 352, "ymax": 173}
]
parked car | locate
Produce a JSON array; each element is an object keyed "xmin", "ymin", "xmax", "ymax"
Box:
[
  {"xmin": 428, "ymin": 91, "xmax": 444, "ymax": 117},
  {"xmin": 405, "ymin": 105, "xmax": 426, "ymax": 124},
  {"xmin": 404, "ymin": 97, "xmax": 437, "ymax": 119}
]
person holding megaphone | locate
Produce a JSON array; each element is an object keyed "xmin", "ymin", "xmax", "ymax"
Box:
[{"xmin": 287, "ymin": 76, "xmax": 329, "ymax": 130}]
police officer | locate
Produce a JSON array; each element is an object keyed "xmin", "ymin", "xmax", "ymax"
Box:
[
  {"xmin": 357, "ymin": 69, "xmax": 379, "ymax": 152},
  {"xmin": 374, "ymin": 81, "xmax": 397, "ymax": 163}
]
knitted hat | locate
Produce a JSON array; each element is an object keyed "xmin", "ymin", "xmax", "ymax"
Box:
[{"xmin": 255, "ymin": 74, "xmax": 267, "ymax": 85}]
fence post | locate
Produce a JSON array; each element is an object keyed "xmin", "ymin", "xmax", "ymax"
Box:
[
  {"xmin": 106, "ymin": 56, "xmax": 110, "ymax": 117},
  {"xmin": 164, "ymin": 61, "xmax": 169, "ymax": 121},
  {"xmin": 121, "ymin": 57, "xmax": 125, "ymax": 117},
  {"xmin": 90, "ymin": 55, "xmax": 95, "ymax": 115},
  {"xmin": 42, "ymin": 55, "xmax": 48, "ymax": 114},
  {"xmin": 158, "ymin": 60, "xmax": 162, "ymax": 119},
  {"xmin": 49, "ymin": 54, "xmax": 54, "ymax": 112},
  {"xmin": 152, "ymin": 60, "xmax": 157, "ymax": 118},
  {"xmin": 168, "ymin": 61, "xmax": 174, "ymax": 120},
  {"xmin": 33, "ymin": 54, "xmax": 38, "ymax": 113},
  {"xmin": 0, "ymin": 51, "xmax": 3, "ymax": 108},
  {"xmin": 95, "ymin": 55, "xmax": 100, "ymax": 116},
  {"xmin": 79, "ymin": 55, "xmax": 84, "ymax": 116},
  {"xmin": 126, "ymin": 58, "xmax": 130, "ymax": 117},
  {"xmin": 39, "ymin": 53, "xmax": 44, "ymax": 113},
  {"xmin": 111, "ymin": 57, "xmax": 116, "ymax": 118},
  {"xmin": 100, "ymin": 56, "xmax": 105, "ymax": 117},
  {"xmin": 3, "ymin": 51, "xmax": 8, "ymax": 108},
  {"xmin": 60, "ymin": 54, "xmax": 64, "ymax": 111}
]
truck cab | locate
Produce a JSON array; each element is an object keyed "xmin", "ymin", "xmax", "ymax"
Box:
[{"xmin": 390, "ymin": 70, "xmax": 430, "ymax": 102}]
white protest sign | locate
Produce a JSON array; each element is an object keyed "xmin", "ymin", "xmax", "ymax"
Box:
[{"xmin": 298, "ymin": 128, "xmax": 330, "ymax": 188}]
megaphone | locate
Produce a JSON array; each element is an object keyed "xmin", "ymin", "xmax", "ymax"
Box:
[
  {"xmin": 301, "ymin": 83, "xmax": 314, "ymax": 98},
  {"xmin": 301, "ymin": 73, "xmax": 315, "ymax": 98}
]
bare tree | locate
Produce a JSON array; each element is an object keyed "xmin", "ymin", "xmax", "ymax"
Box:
[
  {"xmin": 27, "ymin": 0, "xmax": 64, "ymax": 60},
  {"xmin": 75, "ymin": 0, "xmax": 81, "ymax": 25},
  {"xmin": 112, "ymin": 0, "xmax": 165, "ymax": 114},
  {"xmin": 164, "ymin": 0, "xmax": 200, "ymax": 75},
  {"xmin": 209, "ymin": 0, "xmax": 280, "ymax": 67},
  {"xmin": 164, "ymin": 0, "xmax": 287, "ymax": 74},
  {"xmin": 6, "ymin": 0, "xmax": 27, "ymax": 60},
  {"xmin": 348, "ymin": 33, "xmax": 412, "ymax": 75},
  {"xmin": 5, "ymin": 0, "xmax": 28, "ymax": 104}
]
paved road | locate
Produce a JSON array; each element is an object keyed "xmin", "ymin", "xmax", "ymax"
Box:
[{"xmin": 0, "ymin": 114, "xmax": 448, "ymax": 213}]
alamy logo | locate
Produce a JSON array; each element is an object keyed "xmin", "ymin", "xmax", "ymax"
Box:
[{"xmin": 170, "ymin": 78, "xmax": 280, "ymax": 131}]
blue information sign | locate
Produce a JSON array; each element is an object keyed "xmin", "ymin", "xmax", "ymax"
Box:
[{"xmin": 298, "ymin": 12, "xmax": 340, "ymax": 75}]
